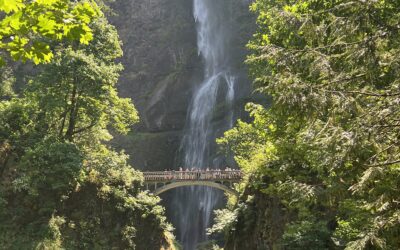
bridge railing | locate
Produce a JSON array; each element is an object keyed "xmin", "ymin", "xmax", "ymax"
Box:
[{"xmin": 143, "ymin": 170, "xmax": 242, "ymax": 182}]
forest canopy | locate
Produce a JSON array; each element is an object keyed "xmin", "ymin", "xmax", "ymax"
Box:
[
  {"xmin": 216, "ymin": 0, "xmax": 400, "ymax": 249},
  {"xmin": 0, "ymin": 1, "xmax": 173, "ymax": 249}
]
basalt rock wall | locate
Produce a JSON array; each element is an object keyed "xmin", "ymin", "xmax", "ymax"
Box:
[{"xmin": 109, "ymin": 0, "xmax": 254, "ymax": 172}]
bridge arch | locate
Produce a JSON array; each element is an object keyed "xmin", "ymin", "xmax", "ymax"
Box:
[{"xmin": 153, "ymin": 181, "xmax": 239, "ymax": 196}]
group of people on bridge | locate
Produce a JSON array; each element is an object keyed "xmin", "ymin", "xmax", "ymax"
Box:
[{"xmin": 143, "ymin": 168, "xmax": 242, "ymax": 182}]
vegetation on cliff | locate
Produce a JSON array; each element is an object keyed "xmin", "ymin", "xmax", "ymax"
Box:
[
  {"xmin": 216, "ymin": 0, "xmax": 400, "ymax": 249},
  {"xmin": 0, "ymin": 1, "xmax": 174, "ymax": 249}
]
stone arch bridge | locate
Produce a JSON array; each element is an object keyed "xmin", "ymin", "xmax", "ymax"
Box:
[{"xmin": 143, "ymin": 170, "xmax": 242, "ymax": 196}]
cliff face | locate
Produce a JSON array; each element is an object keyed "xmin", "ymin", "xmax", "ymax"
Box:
[
  {"xmin": 224, "ymin": 188, "xmax": 289, "ymax": 250},
  {"xmin": 110, "ymin": 0, "xmax": 198, "ymax": 132},
  {"xmin": 109, "ymin": 0, "xmax": 254, "ymax": 172},
  {"xmin": 109, "ymin": 0, "xmax": 199, "ymax": 171}
]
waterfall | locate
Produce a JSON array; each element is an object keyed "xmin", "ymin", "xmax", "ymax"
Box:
[{"xmin": 174, "ymin": 0, "xmax": 237, "ymax": 249}]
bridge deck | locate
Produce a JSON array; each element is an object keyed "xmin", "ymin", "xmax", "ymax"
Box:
[{"xmin": 143, "ymin": 170, "xmax": 242, "ymax": 183}]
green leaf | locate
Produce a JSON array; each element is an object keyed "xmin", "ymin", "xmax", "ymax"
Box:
[{"xmin": 0, "ymin": 0, "xmax": 25, "ymax": 14}]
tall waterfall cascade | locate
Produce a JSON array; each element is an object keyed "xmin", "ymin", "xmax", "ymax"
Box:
[{"xmin": 174, "ymin": 0, "xmax": 240, "ymax": 249}]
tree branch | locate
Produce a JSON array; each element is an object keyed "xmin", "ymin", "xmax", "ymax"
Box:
[
  {"xmin": 366, "ymin": 159, "xmax": 400, "ymax": 167},
  {"xmin": 72, "ymin": 121, "xmax": 97, "ymax": 135},
  {"xmin": 325, "ymin": 89, "xmax": 400, "ymax": 97}
]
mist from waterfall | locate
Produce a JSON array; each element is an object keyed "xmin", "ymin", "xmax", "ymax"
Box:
[{"xmin": 174, "ymin": 0, "xmax": 237, "ymax": 249}]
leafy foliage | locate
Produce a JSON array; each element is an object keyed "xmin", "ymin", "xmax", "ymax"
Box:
[
  {"xmin": 0, "ymin": 14, "xmax": 172, "ymax": 249},
  {"xmin": 0, "ymin": 66, "xmax": 15, "ymax": 97},
  {"xmin": 218, "ymin": 0, "xmax": 400, "ymax": 249},
  {"xmin": 0, "ymin": 0, "xmax": 100, "ymax": 65},
  {"xmin": 282, "ymin": 219, "xmax": 331, "ymax": 250},
  {"xmin": 207, "ymin": 209, "xmax": 238, "ymax": 236}
]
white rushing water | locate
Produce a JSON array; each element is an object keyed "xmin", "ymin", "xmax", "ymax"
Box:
[{"xmin": 176, "ymin": 0, "xmax": 237, "ymax": 249}]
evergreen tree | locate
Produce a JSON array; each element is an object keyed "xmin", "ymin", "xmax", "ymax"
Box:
[{"xmin": 218, "ymin": 0, "xmax": 400, "ymax": 249}]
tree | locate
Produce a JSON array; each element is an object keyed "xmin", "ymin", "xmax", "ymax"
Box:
[
  {"xmin": 218, "ymin": 0, "xmax": 400, "ymax": 249},
  {"xmin": 0, "ymin": 0, "xmax": 100, "ymax": 65},
  {"xmin": 0, "ymin": 16, "xmax": 173, "ymax": 249}
]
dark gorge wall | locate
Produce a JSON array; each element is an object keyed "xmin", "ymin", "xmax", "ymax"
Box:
[
  {"xmin": 224, "ymin": 188, "xmax": 288, "ymax": 250},
  {"xmin": 109, "ymin": 0, "xmax": 199, "ymax": 171},
  {"xmin": 109, "ymin": 0, "xmax": 254, "ymax": 172}
]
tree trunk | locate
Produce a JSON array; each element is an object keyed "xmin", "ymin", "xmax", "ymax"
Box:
[{"xmin": 65, "ymin": 82, "xmax": 79, "ymax": 142}]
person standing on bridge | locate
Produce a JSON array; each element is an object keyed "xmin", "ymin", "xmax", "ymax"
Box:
[{"xmin": 171, "ymin": 169, "xmax": 175, "ymax": 180}]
